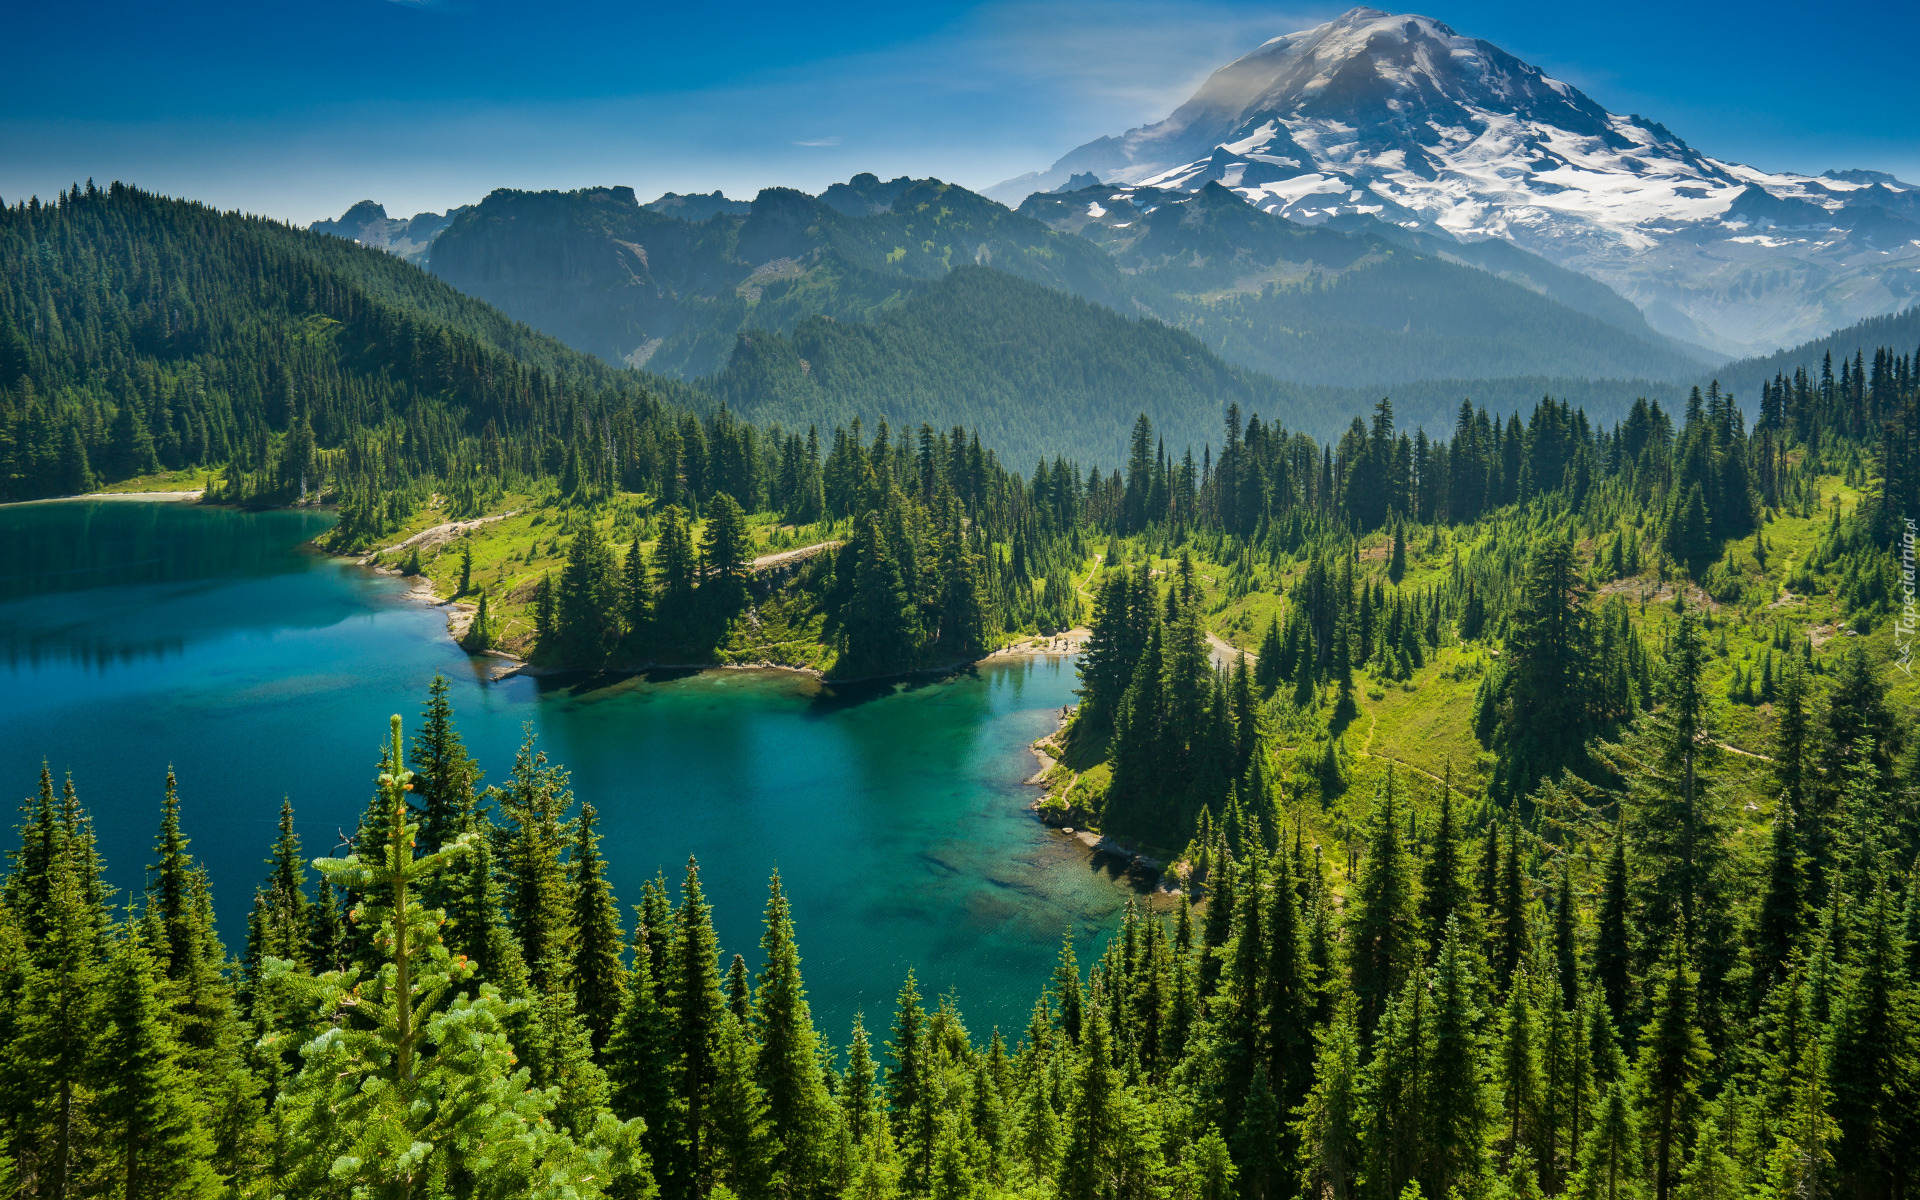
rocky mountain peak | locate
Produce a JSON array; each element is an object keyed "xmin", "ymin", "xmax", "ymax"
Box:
[{"xmin": 988, "ymin": 8, "xmax": 1920, "ymax": 358}]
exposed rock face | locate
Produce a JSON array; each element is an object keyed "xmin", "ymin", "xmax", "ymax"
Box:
[{"xmin": 311, "ymin": 200, "xmax": 466, "ymax": 265}]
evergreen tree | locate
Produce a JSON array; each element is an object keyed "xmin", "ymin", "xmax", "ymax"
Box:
[
  {"xmin": 699, "ymin": 492, "xmax": 752, "ymax": 613},
  {"xmin": 462, "ymin": 590, "xmax": 497, "ymax": 652},
  {"xmin": 1594, "ymin": 819, "xmax": 1632, "ymax": 1025},
  {"xmin": 149, "ymin": 766, "xmax": 201, "ymax": 983},
  {"xmin": 1614, "ymin": 603, "xmax": 1733, "ymax": 1031},
  {"xmin": 1294, "ymin": 994, "xmax": 1363, "ymax": 1200},
  {"xmin": 843, "ymin": 1012, "xmax": 884, "ymax": 1149},
  {"xmin": 245, "ymin": 796, "xmax": 311, "ymax": 1004},
  {"xmin": 608, "ymin": 921, "xmax": 679, "ymax": 1193},
  {"xmin": 308, "ymin": 877, "xmax": 348, "ymax": 976},
  {"xmin": 441, "ymin": 815, "xmax": 530, "ymax": 997},
  {"xmin": 572, "ymin": 801, "xmax": 628, "ymax": 1052},
  {"xmin": 935, "ymin": 513, "xmax": 986, "ymax": 656},
  {"xmin": 1751, "ymin": 801, "xmax": 1803, "ymax": 1006},
  {"xmin": 671, "ymin": 855, "xmax": 727, "ymax": 1200},
  {"xmin": 654, "ymin": 506, "xmax": 699, "ymax": 623},
  {"xmin": 1825, "ymin": 881, "xmax": 1914, "ymax": 1200},
  {"xmin": 1568, "ymin": 1080, "xmax": 1641, "ymax": 1200},
  {"xmin": 276, "ymin": 716, "xmax": 648, "ymax": 1199},
  {"xmin": 624, "ymin": 533, "xmax": 654, "ymax": 647},
  {"xmin": 885, "ymin": 971, "xmax": 926, "ymax": 1151},
  {"xmin": 556, "ymin": 513, "xmax": 621, "ymax": 662},
  {"xmin": 96, "ymin": 922, "xmax": 221, "ymax": 1200},
  {"xmin": 1262, "ymin": 846, "xmax": 1315, "ymax": 1126},
  {"xmin": 10, "ymin": 773, "xmax": 110, "ymax": 1197},
  {"xmin": 525, "ymin": 985, "xmax": 616, "ymax": 1137},
  {"xmin": 1553, "ymin": 851, "xmax": 1579, "ymax": 1009},
  {"xmin": 1498, "ymin": 974, "xmax": 1544, "ymax": 1172},
  {"xmin": 1491, "ymin": 534, "xmax": 1594, "ymax": 798},
  {"xmin": 1496, "ymin": 810, "xmax": 1528, "ymax": 986},
  {"xmin": 709, "ymin": 1010, "xmax": 771, "ymax": 1196},
  {"xmin": 1425, "ymin": 918, "xmax": 1491, "ymax": 1198},
  {"xmin": 1636, "ymin": 940, "xmax": 1710, "ymax": 1200},
  {"xmin": 842, "ymin": 511, "xmax": 915, "ymax": 675},
  {"xmin": 754, "ymin": 872, "xmax": 833, "ymax": 1200},
  {"xmin": 1255, "ymin": 615, "xmax": 1284, "ymax": 695},
  {"xmin": 1418, "ymin": 774, "xmax": 1470, "ymax": 953},
  {"xmin": 497, "ymin": 728, "xmax": 578, "ymax": 996},
  {"xmin": 1059, "ymin": 1005, "xmax": 1121, "ymax": 1200},
  {"xmin": 410, "ymin": 674, "xmax": 481, "ymax": 859},
  {"xmin": 726, "ymin": 953, "xmax": 751, "ymax": 1021},
  {"xmin": 1053, "ymin": 932, "xmax": 1085, "ymax": 1045},
  {"xmin": 1348, "ymin": 770, "xmax": 1419, "ymax": 1036}
]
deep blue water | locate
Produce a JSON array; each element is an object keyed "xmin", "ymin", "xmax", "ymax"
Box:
[{"xmin": 0, "ymin": 498, "xmax": 1141, "ymax": 1042}]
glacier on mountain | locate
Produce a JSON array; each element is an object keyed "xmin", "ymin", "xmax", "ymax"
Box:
[{"xmin": 987, "ymin": 6, "xmax": 1920, "ymax": 359}]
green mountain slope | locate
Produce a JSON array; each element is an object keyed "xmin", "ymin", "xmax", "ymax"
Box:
[
  {"xmin": 429, "ymin": 178, "xmax": 1137, "ymax": 378},
  {"xmin": 0, "ymin": 183, "xmax": 702, "ymax": 504},
  {"xmin": 706, "ymin": 265, "xmax": 1305, "ymax": 467},
  {"xmin": 1709, "ymin": 305, "xmax": 1920, "ymax": 401},
  {"xmin": 1019, "ymin": 182, "xmax": 1710, "ymax": 385},
  {"xmin": 429, "ymin": 175, "xmax": 1705, "ymax": 403}
]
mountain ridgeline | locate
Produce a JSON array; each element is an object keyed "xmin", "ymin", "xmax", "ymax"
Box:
[
  {"xmin": 419, "ymin": 175, "xmax": 1705, "ymax": 463},
  {"xmin": 0, "ymin": 183, "xmax": 709, "ymax": 508}
]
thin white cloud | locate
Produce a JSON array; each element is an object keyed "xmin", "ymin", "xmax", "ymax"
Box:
[
  {"xmin": 794, "ymin": 138, "xmax": 842, "ymax": 147},
  {"xmin": 964, "ymin": 0, "xmax": 1333, "ymax": 121}
]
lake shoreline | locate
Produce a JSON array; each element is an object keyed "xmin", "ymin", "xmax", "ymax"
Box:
[
  {"xmin": 16, "ymin": 489, "xmax": 1090, "ymax": 690},
  {"xmin": 469, "ymin": 625, "xmax": 1091, "ymax": 688},
  {"xmin": 2, "ymin": 496, "xmax": 1127, "ymax": 1041},
  {"xmin": 358, "ymin": 538, "xmax": 1090, "ymax": 687},
  {"xmin": 0, "ymin": 488, "xmax": 206, "ymax": 508}
]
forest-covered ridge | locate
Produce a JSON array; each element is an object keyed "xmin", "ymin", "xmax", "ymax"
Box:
[
  {"xmin": 1707, "ymin": 306, "xmax": 1920, "ymax": 406},
  {"xmin": 0, "ymin": 180, "xmax": 1653, "ymax": 510},
  {"xmin": 1015, "ymin": 181, "xmax": 1707, "ymax": 386},
  {"xmin": 421, "ymin": 175, "xmax": 1710, "ymax": 456}
]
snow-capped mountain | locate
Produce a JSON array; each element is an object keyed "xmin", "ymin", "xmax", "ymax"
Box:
[{"xmin": 988, "ymin": 6, "xmax": 1920, "ymax": 360}]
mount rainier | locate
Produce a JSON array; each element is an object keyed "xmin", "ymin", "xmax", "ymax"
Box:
[{"xmin": 988, "ymin": 6, "xmax": 1920, "ymax": 360}]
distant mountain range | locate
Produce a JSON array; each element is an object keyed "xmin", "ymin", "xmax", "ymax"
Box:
[
  {"xmin": 398, "ymin": 175, "xmax": 1720, "ymax": 459},
  {"xmin": 310, "ymin": 200, "xmax": 467, "ymax": 265},
  {"xmin": 295, "ymin": 5, "xmax": 1920, "ymax": 462},
  {"xmin": 987, "ymin": 6, "xmax": 1920, "ymax": 360}
]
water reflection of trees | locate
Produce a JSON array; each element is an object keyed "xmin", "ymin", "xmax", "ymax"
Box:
[
  {"xmin": 0, "ymin": 501, "xmax": 371, "ymax": 670},
  {"xmin": 0, "ymin": 501, "xmax": 335, "ymax": 602}
]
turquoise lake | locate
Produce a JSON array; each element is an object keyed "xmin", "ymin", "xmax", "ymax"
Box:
[{"xmin": 0, "ymin": 498, "xmax": 1148, "ymax": 1042}]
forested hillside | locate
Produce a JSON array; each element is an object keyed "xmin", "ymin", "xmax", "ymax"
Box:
[
  {"xmin": 427, "ymin": 179, "xmax": 1136, "ymax": 377},
  {"xmin": 5, "ymin": 179, "xmax": 1920, "ymax": 1200},
  {"xmin": 5, "ymin": 325, "xmax": 1915, "ymax": 1194},
  {"xmin": 1708, "ymin": 306, "xmax": 1920, "ymax": 406},
  {"xmin": 419, "ymin": 176, "xmax": 1707, "ymax": 458},
  {"xmin": 0, "ymin": 185, "xmax": 750, "ymax": 520},
  {"xmin": 705, "ymin": 267, "xmax": 1301, "ymax": 466},
  {"xmin": 1019, "ymin": 183, "xmax": 1706, "ymax": 386}
]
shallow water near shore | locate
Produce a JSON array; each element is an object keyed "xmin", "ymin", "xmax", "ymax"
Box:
[{"xmin": 0, "ymin": 499, "xmax": 1145, "ymax": 1040}]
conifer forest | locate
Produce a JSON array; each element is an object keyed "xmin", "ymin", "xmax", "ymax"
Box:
[{"xmin": 3, "ymin": 181, "xmax": 1920, "ymax": 1200}]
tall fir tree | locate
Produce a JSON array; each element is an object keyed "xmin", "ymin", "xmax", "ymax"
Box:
[
  {"xmin": 1348, "ymin": 770, "xmax": 1419, "ymax": 1037},
  {"xmin": 276, "ymin": 716, "xmax": 648, "ymax": 1199},
  {"xmin": 670, "ymin": 855, "xmax": 727, "ymax": 1200},
  {"xmin": 754, "ymin": 872, "xmax": 833, "ymax": 1200},
  {"xmin": 571, "ymin": 801, "xmax": 627, "ymax": 1052}
]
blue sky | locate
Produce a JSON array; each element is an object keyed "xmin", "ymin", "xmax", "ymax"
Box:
[{"xmin": 4, "ymin": 0, "xmax": 1915, "ymax": 224}]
